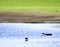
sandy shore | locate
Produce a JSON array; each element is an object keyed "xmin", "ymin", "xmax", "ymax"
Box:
[{"xmin": 0, "ymin": 11, "xmax": 60, "ymax": 22}]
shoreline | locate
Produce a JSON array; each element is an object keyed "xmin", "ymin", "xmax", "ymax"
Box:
[{"xmin": 0, "ymin": 11, "xmax": 60, "ymax": 22}]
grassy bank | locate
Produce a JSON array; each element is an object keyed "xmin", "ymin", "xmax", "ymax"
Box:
[{"xmin": 0, "ymin": 0, "xmax": 60, "ymax": 13}]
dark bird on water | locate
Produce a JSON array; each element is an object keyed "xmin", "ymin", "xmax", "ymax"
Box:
[
  {"xmin": 42, "ymin": 33, "xmax": 52, "ymax": 36},
  {"xmin": 25, "ymin": 38, "xmax": 28, "ymax": 41}
]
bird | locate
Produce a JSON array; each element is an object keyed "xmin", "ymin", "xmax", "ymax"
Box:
[
  {"xmin": 42, "ymin": 33, "xmax": 52, "ymax": 36},
  {"xmin": 25, "ymin": 38, "xmax": 28, "ymax": 41}
]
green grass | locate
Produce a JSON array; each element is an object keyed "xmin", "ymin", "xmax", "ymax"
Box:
[{"xmin": 0, "ymin": 0, "xmax": 60, "ymax": 13}]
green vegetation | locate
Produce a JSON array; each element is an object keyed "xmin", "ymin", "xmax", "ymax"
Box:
[{"xmin": 0, "ymin": 0, "xmax": 60, "ymax": 13}]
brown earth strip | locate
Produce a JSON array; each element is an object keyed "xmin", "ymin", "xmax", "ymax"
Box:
[{"xmin": 0, "ymin": 11, "xmax": 60, "ymax": 22}]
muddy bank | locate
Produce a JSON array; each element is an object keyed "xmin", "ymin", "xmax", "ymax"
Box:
[{"xmin": 0, "ymin": 11, "xmax": 60, "ymax": 22}]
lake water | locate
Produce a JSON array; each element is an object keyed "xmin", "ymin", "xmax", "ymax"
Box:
[{"xmin": 0, "ymin": 23, "xmax": 60, "ymax": 47}]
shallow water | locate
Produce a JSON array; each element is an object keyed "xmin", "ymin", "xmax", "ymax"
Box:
[{"xmin": 0, "ymin": 23, "xmax": 60, "ymax": 47}]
